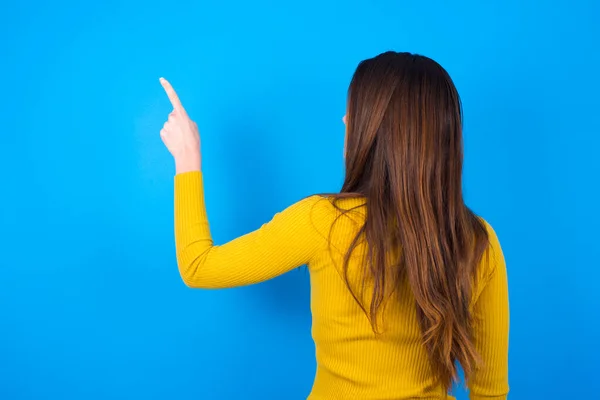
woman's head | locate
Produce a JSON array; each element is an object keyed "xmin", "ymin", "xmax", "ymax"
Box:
[
  {"xmin": 335, "ymin": 52, "xmax": 489, "ymax": 392},
  {"xmin": 343, "ymin": 51, "xmax": 462, "ymax": 194}
]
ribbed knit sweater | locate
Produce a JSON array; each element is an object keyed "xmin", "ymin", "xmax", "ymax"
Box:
[{"xmin": 174, "ymin": 171, "xmax": 509, "ymax": 400}]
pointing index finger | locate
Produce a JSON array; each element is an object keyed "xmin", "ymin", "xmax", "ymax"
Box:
[{"xmin": 160, "ymin": 77, "xmax": 187, "ymax": 115}]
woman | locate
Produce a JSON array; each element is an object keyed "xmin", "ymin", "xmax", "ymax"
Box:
[{"xmin": 159, "ymin": 51, "xmax": 509, "ymax": 400}]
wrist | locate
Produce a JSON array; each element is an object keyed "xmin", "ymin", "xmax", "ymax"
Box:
[{"xmin": 175, "ymin": 155, "xmax": 201, "ymax": 174}]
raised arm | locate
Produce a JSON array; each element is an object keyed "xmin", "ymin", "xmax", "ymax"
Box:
[
  {"xmin": 468, "ymin": 224, "xmax": 510, "ymax": 399},
  {"xmin": 174, "ymin": 172, "xmax": 324, "ymax": 288},
  {"xmin": 158, "ymin": 77, "xmax": 324, "ymax": 288}
]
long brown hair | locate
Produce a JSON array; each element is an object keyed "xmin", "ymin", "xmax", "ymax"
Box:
[{"xmin": 332, "ymin": 51, "xmax": 489, "ymax": 391}]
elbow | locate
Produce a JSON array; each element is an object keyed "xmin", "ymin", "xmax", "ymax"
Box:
[
  {"xmin": 175, "ymin": 239, "xmax": 221, "ymax": 288},
  {"xmin": 175, "ymin": 250, "xmax": 198, "ymax": 288},
  {"xmin": 177, "ymin": 259, "xmax": 202, "ymax": 288},
  {"xmin": 176, "ymin": 248, "xmax": 213, "ymax": 289},
  {"xmin": 179, "ymin": 270, "xmax": 197, "ymax": 288}
]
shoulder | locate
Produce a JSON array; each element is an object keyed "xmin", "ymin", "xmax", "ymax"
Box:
[
  {"xmin": 298, "ymin": 195, "xmax": 366, "ymax": 224},
  {"xmin": 287, "ymin": 195, "xmax": 366, "ymax": 218},
  {"xmin": 283, "ymin": 195, "xmax": 338, "ymax": 230},
  {"xmin": 279, "ymin": 195, "xmax": 334, "ymax": 221},
  {"xmin": 282, "ymin": 195, "xmax": 366, "ymax": 244},
  {"xmin": 481, "ymin": 219, "xmax": 504, "ymax": 263},
  {"xmin": 477, "ymin": 217, "xmax": 507, "ymax": 281},
  {"xmin": 466, "ymin": 217, "xmax": 507, "ymax": 305},
  {"xmin": 272, "ymin": 195, "xmax": 333, "ymax": 229}
]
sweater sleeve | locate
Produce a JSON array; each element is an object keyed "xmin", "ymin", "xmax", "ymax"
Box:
[
  {"xmin": 469, "ymin": 223, "xmax": 510, "ymax": 400},
  {"xmin": 173, "ymin": 171, "xmax": 323, "ymax": 288}
]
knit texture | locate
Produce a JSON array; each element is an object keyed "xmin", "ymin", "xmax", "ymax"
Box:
[{"xmin": 174, "ymin": 171, "xmax": 509, "ymax": 400}]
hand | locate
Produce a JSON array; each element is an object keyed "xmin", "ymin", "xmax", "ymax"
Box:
[{"xmin": 159, "ymin": 77, "xmax": 201, "ymax": 173}]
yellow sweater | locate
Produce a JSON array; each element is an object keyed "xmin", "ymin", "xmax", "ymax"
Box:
[{"xmin": 174, "ymin": 172, "xmax": 509, "ymax": 400}]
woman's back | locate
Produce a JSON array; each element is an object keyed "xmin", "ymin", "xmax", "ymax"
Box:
[
  {"xmin": 173, "ymin": 181, "xmax": 508, "ymax": 399},
  {"xmin": 306, "ymin": 197, "xmax": 508, "ymax": 399}
]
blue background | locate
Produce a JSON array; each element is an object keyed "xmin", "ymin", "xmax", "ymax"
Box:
[{"xmin": 1, "ymin": 0, "xmax": 598, "ymax": 399}]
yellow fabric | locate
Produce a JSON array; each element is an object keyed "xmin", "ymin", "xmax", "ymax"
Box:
[{"xmin": 174, "ymin": 171, "xmax": 509, "ymax": 400}]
